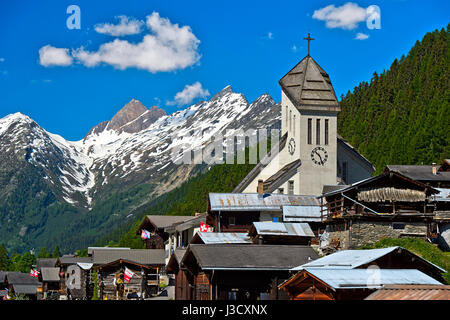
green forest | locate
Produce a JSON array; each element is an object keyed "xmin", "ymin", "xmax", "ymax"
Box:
[{"xmin": 338, "ymin": 24, "xmax": 449, "ymax": 174}]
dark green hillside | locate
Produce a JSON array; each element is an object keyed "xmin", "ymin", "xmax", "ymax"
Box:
[
  {"xmin": 94, "ymin": 162, "xmax": 256, "ymax": 248},
  {"xmin": 338, "ymin": 24, "xmax": 449, "ymax": 173}
]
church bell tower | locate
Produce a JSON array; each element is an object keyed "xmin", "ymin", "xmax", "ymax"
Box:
[{"xmin": 278, "ymin": 34, "xmax": 341, "ymax": 195}]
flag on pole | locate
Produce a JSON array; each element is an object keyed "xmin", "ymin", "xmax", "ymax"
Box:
[
  {"xmin": 200, "ymin": 222, "xmax": 213, "ymax": 232},
  {"xmin": 29, "ymin": 269, "xmax": 39, "ymax": 278},
  {"xmin": 124, "ymin": 267, "xmax": 134, "ymax": 283},
  {"xmin": 141, "ymin": 229, "xmax": 151, "ymax": 240}
]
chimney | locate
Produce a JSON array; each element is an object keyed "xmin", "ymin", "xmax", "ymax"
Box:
[
  {"xmin": 432, "ymin": 163, "xmax": 437, "ymax": 175},
  {"xmin": 257, "ymin": 180, "xmax": 264, "ymax": 196}
]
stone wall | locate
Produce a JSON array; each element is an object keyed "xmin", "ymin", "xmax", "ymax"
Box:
[{"xmin": 326, "ymin": 220, "xmax": 428, "ymax": 249}]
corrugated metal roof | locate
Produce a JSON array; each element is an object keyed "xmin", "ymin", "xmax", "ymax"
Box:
[
  {"xmin": 252, "ymin": 222, "xmax": 315, "ymax": 237},
  {"xmin": 292, "ymin": 247, "xmax": 399, "ymax": 270},
  {"xmin": 194, "ymin": 232, "xmax": 252, "ymax": 244},
  {"xmin": 283, "ymin": 205, "xmax": 322, "ymax": 222},
  {"xmin": 304, "ymin": 268, "xmax": 442, "ymax": 290},
  {"xmin": 365, "ymin": 284, "xmax": 450, "ymax": 300},
  {"xmin": 292, "ymin": 247, "xmax": 446, "ymax": 273},
  {"xmin": 209, "ymin": 193, "xmax": 320, "ymax": 211},
  {"xmin": 40, "ymin": 267, "xmax": 60, "ymax": 282}
]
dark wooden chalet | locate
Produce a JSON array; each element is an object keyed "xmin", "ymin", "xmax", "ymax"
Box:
[
  {"xmin": 280, "ymin": 245, "xmax": 447, "ymax": 300},
  {"xmin": 136, "ymin": 215, "xmax": 193, "ymax": 249},
  {"xmin": 321, "ymin": 171, "xmax": 440, "ymax": 249},
  {"xmin": 97, "ymin": 259, "xmax": 161, "ymax": 300},
  {"xmin": 92, "ymin": 248, "xmax": 165, "ymax": 299},
  {"xmin": 385, "ymin": 159, "xmax": 450, "ymax": 188},
  {"xmin": 180, "ymin": 244, "xmax": 318, "ymax": 300},
  {"xmin": 3, "ymin": 272, "xmax": 40, "ymax": 300},
  {"xmin": 279, "ymin": 268, "xmax": 443, "ymax": 300},
  {"xmin": 166, "ymin": 249, "xmax": 191, "ymax": 300}
]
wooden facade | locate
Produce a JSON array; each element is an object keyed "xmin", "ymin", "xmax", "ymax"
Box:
[{"xmin": 97, "ymin": 259, "xmax": 160, "ymax": 300}]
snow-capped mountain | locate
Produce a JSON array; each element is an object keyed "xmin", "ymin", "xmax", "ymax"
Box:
[{"xmin": 0, "ymin": 86, "xmax": 280, "ymax": 252}]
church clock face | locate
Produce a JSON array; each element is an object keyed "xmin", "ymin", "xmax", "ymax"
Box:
[
  {"xmin": 288, "ymin": 138, "xmax": 296, "ymax": 155},
  {"xmin": 311, "ymin": 146, "xmax": 328, "ymax": 166}
]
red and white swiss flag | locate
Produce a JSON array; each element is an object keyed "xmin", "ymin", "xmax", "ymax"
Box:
[
  {"xmin": 200, "ymin": 221, "xmax": 212, "ymax": 232},
  {"xmin": 124, "ymin": 267, "xmax": 134, "ymax": 283}
]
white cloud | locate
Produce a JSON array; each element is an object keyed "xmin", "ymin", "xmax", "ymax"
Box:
[
  {"xmin": 94, "ymin": 15, "xmax": 144, "ymax": 36},
  {"xmin": 39, "ymin": 45, "xmax": 73, "ymax": 66},
  {"xmin": 72, "ymin": 12, "xmax": 200, "ymax": 73},
  {"xmin": 268, "ymin": 32, "xmax": 273, "ymax": 40},
  {"xmin": 355, "ymin": 32, "xmax": 369, "ymax": 40},
  {"xmin": 0, "ymin": 58, "xmax": 4, "ymax": 62},
  {"xmin": 167, "ymin": 82, "xmax": 210, "ymax": 106},
  {"xmin": 292, "ymin": 45, "xmax": 297, "ymax": 52},
  {"xmin": 312, "ymin": 2, "xmax": 367, "ymax": 30}
]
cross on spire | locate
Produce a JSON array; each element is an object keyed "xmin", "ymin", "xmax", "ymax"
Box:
[{"xmin": 303, "ymin": 32, "xmax": 315, "ymax": 56}]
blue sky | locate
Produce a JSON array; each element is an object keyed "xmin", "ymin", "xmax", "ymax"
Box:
[{"xmin": 0, "ymin": 0, "xmax": 448, "ymax": 140}]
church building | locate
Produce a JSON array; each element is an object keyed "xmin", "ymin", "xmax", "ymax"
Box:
[{"xmin": 234, "ymin": 36, "xmax": 374, "ymax": 196}]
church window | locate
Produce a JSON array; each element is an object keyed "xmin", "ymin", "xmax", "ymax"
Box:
[
  {"xmin": 316, "ymin": 119, "xmax": 320, "ymax": 145},
  {"xmin": 289, "ymin": 110, "xmax": 292, "ymax": 132},
  {"xmin": 288, "ymin": 180, "xmax": 294, "ymax": 195},
  {"xmin": 307, "ymin": 119, "xmax": 312, "ymax": 144},
  {"xmin": 293, "ymin": 115, "xmax": 296, "ymax": 135},
  {"xmin": 325, "ymin": 119, "xmax": 329, "ymax": 145},
  {"xmin": 285, "ymin": 106, "xmax": 288, "ymax": 127}
]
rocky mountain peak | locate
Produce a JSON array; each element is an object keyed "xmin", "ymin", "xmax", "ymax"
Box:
[
  {"xmin": 210, "ymin": 85, "xmax": 233, "ymax": 101},
  {"xmin": 107, "ymin": 99, "xmax": 147, "ymax": 131}
]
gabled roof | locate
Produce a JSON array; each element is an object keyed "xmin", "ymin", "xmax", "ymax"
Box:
[
  {"xmin": 292, "ymin": 246, "xmax": 446, "ymax": 273},
  {"xmin": 292, "ymin": 247, "xmax": 399, "ymax": 270},
  {"xmin": 183, "ymin": 244, "xmax": 319, "ymax": 271},
  {"xmin": 296, "ymin": 268, "xmax": 442, "ymax": 290},
  {"xmin": 92, "ymin": 249, "xmax": 165, "ymax": 266},
  {"xmin": 279, "ymin": 55, "xmax": 340, "ymax": 112},
  {"xmin": 209, "ymin": 193, "xmax": 320, "ymax": 212},
  {"xmin": 5, "ymin": 272, "xmax": 40, "ymax": 285},
  {"xmin": 166, "ymin": 249, "xmax": 187, "ymax": 274},
  {"xmin": 40, "ymin": 267, "xmax": 60, "ymax": 282},
  {"xmin": 385, "ymin": 165, "xmax": 450, "ymax": 182},
  {"xmin": 137, "ymin": 215, "xmax": 193, "ymax": 234},
  {"xmin": 36, "ymin": 258, "xmax": 59, "ymax": 270},
  {"xmin": 322, "ymin": 171, "xmax": 439, "ymax": 198}
]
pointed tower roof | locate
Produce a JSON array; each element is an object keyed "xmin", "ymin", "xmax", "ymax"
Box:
[{"xmin": 279, "ymin": 56, "xmax": 340, "ymax": 112}]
